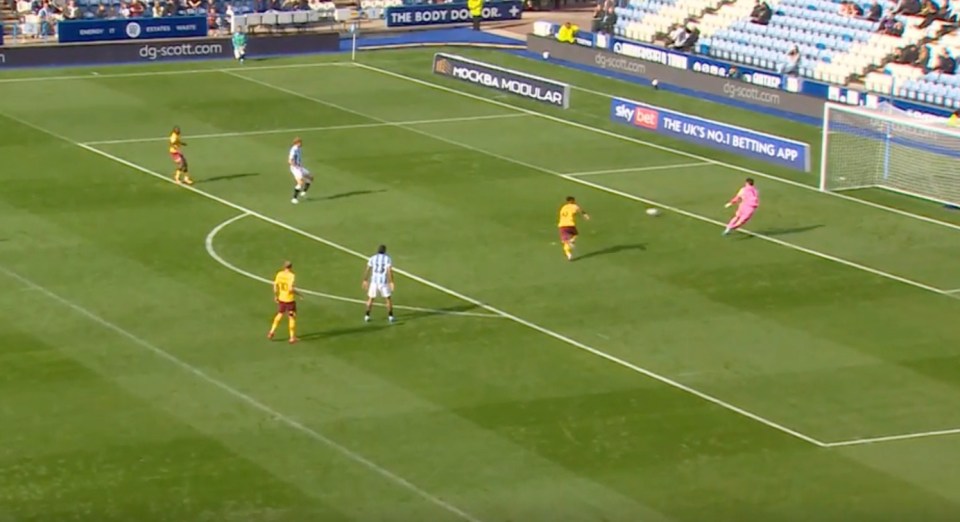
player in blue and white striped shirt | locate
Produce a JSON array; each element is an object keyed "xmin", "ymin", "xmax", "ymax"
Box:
[
  {"xmin": 288, "ymin": 137, "xmax": 313, "ymax": 204},
  {"xmin": 362, "ymin": 245, "xmax": 395, "ymax": 323}
]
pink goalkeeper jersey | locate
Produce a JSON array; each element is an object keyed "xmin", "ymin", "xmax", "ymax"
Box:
[{"xmin": 737, "ymin": 185, "xmax": 759, "ymax": 208}]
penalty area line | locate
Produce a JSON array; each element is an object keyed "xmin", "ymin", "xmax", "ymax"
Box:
[
  {"xmin": 824, "ymin": 427, "xmax": 960, "ymax": 447},
  {"xmin": 566, "ymin": 162, "xmax": 712, "ymax": 177},
  {"xmin": 82, "ymin": 113, "xmax": 528, "ymax": 146},
  {"xmin": 205, "ymin": 213, "xmax": 502, "ymax": 319}
]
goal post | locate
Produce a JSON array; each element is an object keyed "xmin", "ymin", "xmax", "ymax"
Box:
[{"xmin": 820, "ymin": 102, "xmax": 960, "ymax": 207}]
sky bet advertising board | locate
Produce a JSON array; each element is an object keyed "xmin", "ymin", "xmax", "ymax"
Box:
[
  {"xmin": 58, "ymin": 16, "xmax": 207, "ymax": 44},
  {"xmin": 386, "ymin": 1, "xmax": 522, "ymax": 28},
  {"xmin": 610, "ymin": 97, "xmax": 810, "ymax": 171}
]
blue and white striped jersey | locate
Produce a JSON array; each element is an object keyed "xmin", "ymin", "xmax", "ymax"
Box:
[
  {"xmin": 367, "ymin": 253, "xmax": 392, "ymax": 285},
  {"xmin": 289, "ymin": 144, "xmax": 302, "ymax": 167}
]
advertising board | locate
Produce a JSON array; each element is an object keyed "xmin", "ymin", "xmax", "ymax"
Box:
[
  {"xmin": 58, "ymin": 16, "xmax": 208, "ymax": 44},
  {"xmin": 0, "ymin": 32, "xmax": 338, "ymax": 69},
  {"xmin": 531, "ymin": 28, "xmax": 954, "ymax": 119},
  {"xmin": 385, "ymin": 1, "xmax": 522, "ymax": 28},
  {"xmin": 528, "ymin": 36, "xmax": 824, "ymax": 119},
  {"xmin": 433, "ymin": 52, "xmax": 570, "ymax": 108},
  {"xmin": 611, "ymin": 97, "xmax": 811, "ymax": 171}
]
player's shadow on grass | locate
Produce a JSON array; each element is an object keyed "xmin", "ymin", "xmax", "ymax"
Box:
[
  {"xmin": 298, "ymin": 324, "xmax": 392, "ymax": 341},
  {"xmin": 320, "ymin": 189, "xmax": 387, "ymax": 201},
  {"xmin": 400, "ymin": 304, "xmax": 486, "ymax": 322},
  {"xmin": 197, "ymin": 172, "xmax": 259, "ymax": 184},
  {"xmin": 575, "ymin": 243, "xmax": 646, "ymax": 262},
  {"xmin": 744, "ymin": 224, "xmax": 824, "ymax": 239}
]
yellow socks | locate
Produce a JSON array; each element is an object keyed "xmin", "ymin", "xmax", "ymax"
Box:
[
  {"xmin": 288, "ymin": 316, "xmax": 296, "ymax": 338},
  {"xmin": 270, "ymin": 313, "xmax": 283, "ymax": 334}
]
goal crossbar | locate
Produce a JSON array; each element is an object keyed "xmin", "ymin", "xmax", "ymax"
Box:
[{"xmin": 820, "ymin": 102, "xmax": 960, "ymax": 207}]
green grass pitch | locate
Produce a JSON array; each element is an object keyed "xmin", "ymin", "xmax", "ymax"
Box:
[{"xmin": 2, "ymin": 48, "xmax": 960, "ymax": 521}]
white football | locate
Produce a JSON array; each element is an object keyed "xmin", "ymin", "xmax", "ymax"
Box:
[
  {"xmin": 646, "ymin": 208, "xmax": 660, "ymax": 216},
  {"xmin": 542, "ymin": 51, "xmax": 550, "ymax": 60}
]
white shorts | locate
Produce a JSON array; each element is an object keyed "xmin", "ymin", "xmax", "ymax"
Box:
[
  {"xmin": 233, "ymin": 46, "xmax": 245, "ymax": 58},
  {"xmin": 367, "ymin": 282, "xmax": 392, "ymax": 299},
  {"xmin": 290, "ymin": 166, "xmax": 311, "ymax": 181}
]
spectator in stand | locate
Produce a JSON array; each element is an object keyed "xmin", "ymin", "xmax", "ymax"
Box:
[
  {"xmin": 948, "ymin": 108, "xmax": 960, "ymax": 126},
  {"xmin": 281, "ymin": 0, "xmax": 297, "ymax": 10},
  {"xmin": 164, "ymin": 0, "xmax": 176, "ymax": 15},
  {"xmin": 668, "ymin": 23, "xmax": 698, "ymax": 51},
  {"xmin": 779, "ymin": 45, "xmax": 801, "ymax": 74},
  {"xmin": 840, "ymin": 0, "xmax": 861, "ymax": 16},
  {"xmin": 918, "ymin": 0, "xmax": 938, "ymax": 27},
  {"xmin": 667, "ymin": 23, "xmax": 688, "ymax": 48},
  {"xmin": 895, "ymin": 43, "xmax": 919, "ymax": 63},
  {"xmin": 129, "ymin": 0, "xmax": 145, "ymax": 16},
  {"xmin": 556, "ymin": 21, "xmax": 578, "ymax": 43},
  {"xmin": 877, "ymin": 14, "xmax": 902, "ymax": 34},
  {"xmin": 750, "ymin": 0, "xmax": 772, "ymax": 25},
  {"xmin": 937, "ymin": 0, "xmax": 957, "ymax": 22},
  {"xmin": 598, "ymin": 4, "xmax": 616, "ymax": 34},
  {"xmin": 151, "ymin": 1, "xmax": 162, "ymax": 16},
  {"xmin": 936, "ymin": 48, "xmax": 957, "ymax": 73},
  {"xmin": 863, "ymin": 0, "xmax": 882, "ymax": 21},
  {"xmin": 118, "ymin": 1, "xmax": 130, "ymax": 17},
  {"xmin": 95, "ymin": 2, "xmax": 108, "ymax": 17},
  {"xmin": 37, "ymin": 0, "xmax": 53, "ymax": 36},
  {"xmin": 681, "ymin": 23, "xmax": 699, "ymax": 51},
  {"xmin": 894, "ymin": 0, "xmax": 920, "ymax": 15},
  {"xmin": 917, "ymin": 44, "xmax": 932, "ymax": 71},
  {"xmin": 188, "ymin": 0, "xmax": 201, "ymax": 11},
  {"xmin": 62, "ymin": 0, "xmax": 78, "ymax": 18}
]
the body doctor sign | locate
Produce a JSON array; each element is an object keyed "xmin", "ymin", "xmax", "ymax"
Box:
[
  {"xmin": 610, "ymin": 97, "xmax": 810, "ymax": 171},
  {"xmin": 433, "ymin": 53, "xmax": 570, "ymax": 108},
  {"xmin": 386, "ymin": 1, "xmax": 522, "ymax": 27}
]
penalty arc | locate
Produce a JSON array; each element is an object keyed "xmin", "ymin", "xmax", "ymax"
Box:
[{"xmin": 205, "ymin": 213, "xmax": 502, "ymax": 319}]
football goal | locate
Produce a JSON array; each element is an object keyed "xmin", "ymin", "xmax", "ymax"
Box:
[{"xmin": 820, "ymin": 102, "xmax": 960, "ymax": 207}]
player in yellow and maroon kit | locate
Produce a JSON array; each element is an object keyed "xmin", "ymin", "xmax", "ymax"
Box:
[
  {"xmin": 558, "ymin": 196, "xmax": 590, "ymax": 261},
  {"xmin": 169, "ymin": 126, "xmax": 193, "ymax": 185},
  {"xmin": 268, "ymin": 261, "xmax": 298, "ymax": 343}
]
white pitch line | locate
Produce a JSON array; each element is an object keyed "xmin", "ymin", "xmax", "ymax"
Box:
[
  {"xmin": 83, "ymin": 113, "xmax": 527, "ymax": 146},
  {"xmin": 567, "ymin": 162, "xmax": 712, "ymax": 177},
  {"xmin": 947, "ymin": 288, "xmax": 960, "ymax": 294},
  {"xmin": 0, "ymin": 264, "xmax": 483, "ymax": 522},
  {"xmin": 355, "ymin": 62, "xmax": 960, "ymax": 235},
  {"xmin": 824, "ymin": 427, "xmax": 960, "ymax": 447},
  {"xmin": 1, "ymin": 110, "xmax": 827, "ymax": 448},
  {"xmin": 0, "ymin": 61, "xmax": 350, "ymax": 84},
  {"xmin": 205, "ymin": 213, "xmax": 501, "ymax": 319},
  {"xmin": 228, "ymin": 69, "xmax": 957, "ymax": 302}
]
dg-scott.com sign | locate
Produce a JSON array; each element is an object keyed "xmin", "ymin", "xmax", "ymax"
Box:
[
  {"xmin": 526, "ymin": 36, "xmax": 824, "ymax": 119},
  {"xmin": 0, "ymin": 33, "xmax": 338, "ymax": 69},
  {"xmin": 610, "ymin": 97, "xmax": 810, "ymax": 171},
  {"xmin": 432, "ymin": 53, "xmax": 570, "ymax": 108}
]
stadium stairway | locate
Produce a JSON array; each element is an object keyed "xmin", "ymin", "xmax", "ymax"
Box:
[
  {"xmin": 697, "ymin": 0, "xmax": 948, "ymax": 85},
  {"xmin": 2, "ymin": 4, "xmax": 17, "ymax": 39},
  {"xmin": 615, "ymin": 0, "xmax": 732, "ymax": 42}
]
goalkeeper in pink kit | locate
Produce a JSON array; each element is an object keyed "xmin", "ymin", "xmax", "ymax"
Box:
[{"xmin": 723, "ymin": 178, "xmax": 758, "ymax": 235}]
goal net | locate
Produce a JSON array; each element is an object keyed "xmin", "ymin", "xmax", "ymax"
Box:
[{"xmin": 820, "ymin": 102, "xmax": 960, "ymax": 207}]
